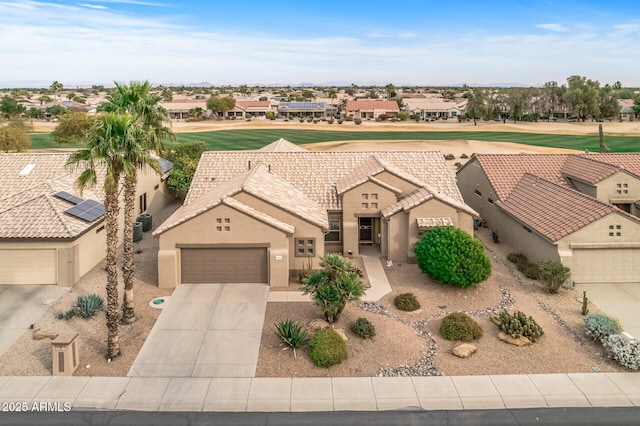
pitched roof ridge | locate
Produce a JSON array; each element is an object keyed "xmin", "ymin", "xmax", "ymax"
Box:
[
  {"xmin": 221, "ymin": 197, "xmax": 295, "ymax": 234},
  {"xmin": 519, "ymin": 172, "xmax": 617, "ymax": 211},
  {"xmin": 44, "ymin": 192, "xmax": 75, "ymax": 237},
  {"xmin": 0, "ymin": 190, "xmax": 46, "ymax": 214}
]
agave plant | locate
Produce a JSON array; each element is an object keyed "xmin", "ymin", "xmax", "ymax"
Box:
[{"xmin": 274, "ymin": 318, "xmax": 310, "ymax": 359}]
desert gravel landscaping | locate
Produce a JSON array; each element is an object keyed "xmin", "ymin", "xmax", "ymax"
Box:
[{"xmin": 1, "ymin": 128, "xmax": 633, "ymax": 378}]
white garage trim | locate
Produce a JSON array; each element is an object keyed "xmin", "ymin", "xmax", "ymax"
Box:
[
  {"xmin": 0, "ymin": 249, "xmax": 57, "ymax": 285},
  {"xmin": 572, "ymin": 248, "xmax": 640, "ymax": 284}
]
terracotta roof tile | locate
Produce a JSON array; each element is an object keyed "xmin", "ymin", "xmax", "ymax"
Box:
[
  {"xmin": 257, "ymin": 138, "xmax": 307, "ymax": 152},
  {"xmin": 222, "ymin": 198, "xmax": 294, "ymax": 234},
  {"xmin": 0, "ymin": 154, "xmax": 106, "ymax": 239},
  {"xmin": 576, "ymin": 153, "xmax": 640, "ymax": 179},
  {"xmin": 186, "ymin": 150, "xmax": 463, "ymax": 211},
  {"xmin": 497, "ymin": 174, "xmax": 618, "ymax": 241},
  {"xmin": 562, "ymin": 155, "xmax": 620, "ymax": 184},
  {"xmin": 155, "ymin": 164, "xmax": 327, "ymax": 235},
  {"xmin": 345, "ymin": 100, "xmax": 399, "ymax": 112},
  {"xmin": 468, "ymin": 154, "xmax": 571, "ymax": 199},
  {"xmin": 381, "ymin": 187, "xmax": 477, "ymax": 218}
]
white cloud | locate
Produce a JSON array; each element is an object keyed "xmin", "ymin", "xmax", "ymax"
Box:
[
  {"xmin": 78, "ymin": 3, "xmax": 107, "ymax": 9},
  {"xmin": 84, "ymin": 0, "xmax": 171, "ymax": 6},
  {"xmin": 537, "ymin": 23, "xmax": 569, "ymax": 32}
]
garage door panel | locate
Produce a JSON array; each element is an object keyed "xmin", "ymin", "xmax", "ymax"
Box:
[
  {"xmin": 573, "ymin": 248, "xmax": 640, "ymax": 284},
  {"xmin": 0, "ymin": 249, "xmax": 57, "ymax": 285},
  {"xmin": 181, "ymin": 248, "xmax": 267, "ymax": 284}
]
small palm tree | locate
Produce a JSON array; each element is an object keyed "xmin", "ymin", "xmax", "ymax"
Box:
[
  {"xmin": 67, "ymin": 113, "xmax": 139, "ymax": 359},
  {"xmin": 302, "ymin": 254, "xmax": 364, "ymax": 323}
]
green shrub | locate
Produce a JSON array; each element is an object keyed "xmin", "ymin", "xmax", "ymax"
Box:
[
  {"xmin": 413, "ymin": 226, "xmax": 491, "ymax": 288},
  {"xmin": 584, "ymin": 314, "xmax": 623, "ymax": 343},
  {"xmin": 454, "ymin": 162, "xmax": 463, "ymax": 170},
  {"xmin": 394, "ymin": 293, "xmax": 421, "ymax": 311},
  {"xmin": 536, "ymin": 260, "xmax": 571, "ymax": 293},
  {"xmin": 603, "ymin": 334, "xmax": 640, "ymax": 370},
  {"xmin": 274, "ymin": 318, "xmax": 310, "ymax": 358},
  {"xmin": 495, "ymin": 310, "xmax": 544, "ymax": 342},
  {"xmin": 444, "ymin": 153, "xmax": 456, "ymax": 160},
  {"xmin": 439, "ymin": 312, "xmax": 483, "ymax": 342},
  {"xmin": 397, "ymin": 112, "xmax": 408, "ymax": 121},
  {"xmin": 308, "ymin": 328, "xmax": 348, "ymax": 367},
  {"xmin": 351, "ymin": 317, "xmax": 376, "ymax": 339},
  {"xmin": 507, "ymin": 252, "xmax": 528, "ymax": 264},
  {"xmin": 74, "ymin": 294, "xmax": 104, "ymax": 319},
  {"xmin": 354, "ymin": 118, "xmax": 362, "ymax": 125},
  {"xmin": 460, "ymin": 153, "xmax": 469, "ymax": 159}
]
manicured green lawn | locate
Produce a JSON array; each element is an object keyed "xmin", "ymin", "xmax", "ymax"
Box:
[{"xmin": 30, "ymin": 129, "xmax": 640, "ymax": 152}]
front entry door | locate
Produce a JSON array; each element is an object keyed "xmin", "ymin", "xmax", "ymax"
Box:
[{"xmin": 359, "ymin": 217, "xmax": 373, "ymax": 243}]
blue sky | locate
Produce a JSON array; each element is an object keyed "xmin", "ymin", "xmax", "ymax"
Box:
[{"xmin": 1, "ymin": 0, "xmax": 639, "ymax": 87}]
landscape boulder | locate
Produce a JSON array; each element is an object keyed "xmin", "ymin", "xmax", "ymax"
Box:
[
  {"xmin": 333, "ymin": 328, "xmax": 349, "ymax": 342},
  {"xmin": 452, "ymin": 343, "xmax": 477, "ymax": 358},
  {"xmin": 33, "ymin": 329, "xmax": 59, "ymax": 340},
  {"xmin": 308, "ymin": 319, "xmax": 330, "ymax": 332},
  {"xmin": 498, "ymin": 331, "xmax": 531, "ymax": 347}
]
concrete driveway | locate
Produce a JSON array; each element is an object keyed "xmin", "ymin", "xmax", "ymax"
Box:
[
  {"xmin": 577, "ymin": 283, "xmax": 640, "ymax": 339},
  {"xmin": 0, "ymin": 285, "xmax": 69, "ymax": 357},
  {"xmin": 128, "ymin": 283, "xmax": 269, "ymax": 378}
]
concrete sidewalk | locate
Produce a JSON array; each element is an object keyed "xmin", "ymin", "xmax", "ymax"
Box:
[
  {"xmin": 0, "ymin": 373, "xmax": 637, "ymax": 412},
  {"xmin": 128, "ymin": 284, "xmax": 269, "ymax": 378}
]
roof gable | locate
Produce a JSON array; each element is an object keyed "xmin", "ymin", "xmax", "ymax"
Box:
[
  {"xmin": 497, "ymin": 173, "xmax": 619, "ymax": 242},
  {"xmin": 561, "ymin": 155, "xmax": 620, "ymax": 184},
  {"xmin": 257, "ymin": 138, "xmax": 307, "ymax": 152},
  {"xmin": 381, "ymin": 187, "xmax": 478, "ymax": 218}
]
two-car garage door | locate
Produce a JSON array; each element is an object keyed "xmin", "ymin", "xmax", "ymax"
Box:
[
  {"xmin": 572, "ymin": 248, "xmax": 640, "ymax": 284},
  {"xmin": 0, "ymin": 249, "xmax": 57, "ymax": 285},
  {"xmin": 181, "ymin": 248, "xmax": 268, "ymax": 284}
]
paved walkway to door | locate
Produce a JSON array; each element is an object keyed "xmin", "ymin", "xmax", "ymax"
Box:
[{"xmin": 128, "ymin": 284, "xmax": 269, "ymax": 378}]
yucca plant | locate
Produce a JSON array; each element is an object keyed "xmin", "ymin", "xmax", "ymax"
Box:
[
  {"xmin": 75, "ymin": 294, "xmax": 105, "ymax": 318},
  {"xmin": 274, "ymin": 318, "xmax": 310, "ymax": 359}
]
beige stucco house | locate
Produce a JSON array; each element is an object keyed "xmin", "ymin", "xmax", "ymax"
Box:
[
  {"xmin": 0, "ymin": 153, "xmax": 175, "ymax": 286},
  {"xmin": 154, "ymin": 139, "xmax": 477, "ymax": 288},
  {"xmin": 457, "ymin": 153, "xmax": 640, "ymax": 284},
  {"xmin": 345, "ymin": 100, "xmax": 399, "ymax": 119}
]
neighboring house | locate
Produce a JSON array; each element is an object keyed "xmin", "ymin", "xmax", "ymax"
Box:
[
  {"xmin": 619, "ymin": 99, "xmax": 635, "ymax": 121},
  {"xmin": 403, "ymin": 98, "xmax": 466, "ymax": 120},
  {"xmin": 345, "ymin": 100, "xmax": 399, "ymax": 119},
  {"xmin": 457, "ymin": 153, "xmax": 640, "ymax": 284},
  {"xmin": 226, "ymin": 101, "xmax": 272, "ymax": 118},
  {"xmin": 154, "ymin": 139, "xmax": 477, "ymax": 288},
  {"xmin": 0, "ymin": 153, "xmax": 174, "ymax": 286},
  {"xmin": 160, "ymin": 101, "xmax": 210, "ymax": 120},
  {"xmin": 276, "ymin": 102, "xmax": 335, "ymax": 118}
]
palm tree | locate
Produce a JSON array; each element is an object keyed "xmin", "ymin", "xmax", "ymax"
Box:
[
  {"xmin": 100, "ymin": 81, "xmax": 173, "ymax": 323},
  {"xmin": 66, "ymin": 113, "xmax": 141, "ymax": 359}
]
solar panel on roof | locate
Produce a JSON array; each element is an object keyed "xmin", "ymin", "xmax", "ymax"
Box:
[
  {"xmin": 65, "ymin": 199, "xmax": 106, "ymax": 222},
  {"xmin": 54, "ymin": 191, "xmax": 85, "ymax": 205}
]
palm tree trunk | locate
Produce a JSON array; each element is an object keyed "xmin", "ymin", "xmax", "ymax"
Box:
[
  {"xmin": 105, "ymin": 188, "xmax": 121, "ymax": 359},
  {"xmin": 121, "ymin": 175, "xmax": 137, "ymax": 323}
]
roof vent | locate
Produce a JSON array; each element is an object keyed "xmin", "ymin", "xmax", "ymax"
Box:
[{"xmin": 19, "ymin": 164, "xmax": 36, "ymax": 175}]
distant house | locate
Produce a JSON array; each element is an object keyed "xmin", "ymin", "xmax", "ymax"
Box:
[
  {"xmin": 276, "ymin": 102, "xmax": 335, "ymax": 118},
  {"xmin": 457, "ymin": 153, "xmax": 640, "ymax": 284},
  {"xmin": 619, "ymin": 99, "xmax": 635, "ymax": 121},
  {"xmin": 403, "ymin": 98, "xmax": 466, "ymax": 120},
  {"xmin": 153, "ymin": 139, "xmax": 477, "ymax": 288},
  {"xmin": 345, "ymin": 100, "xmax": 399, "ymax": 119},
  {"xmin": 160, "ymin": 100, "xmax": 209, "ymax": 120},
  {"xmin": 0, "ymin": 153, "xmax": 174, "ymax": 286},
  {"xmin": 226, "ymin": 101, "xmax": 272, "ymax": 118}
]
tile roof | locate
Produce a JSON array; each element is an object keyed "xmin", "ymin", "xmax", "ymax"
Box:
[
  {"xmin": 346, "ymin": 100, "xmax": 399, "ymax": 112},
  {"xmin": 257, "ymin": 138, "xmax": 307, "ymax": 152},
  {"xmin": 403, "ymin": 98, "xmax": 465, "ymax": 111},
  {"xmin": 155, "ymin": 164, "xmax": 327, "ymax": 235},
  {"xmin": 185, "ymin": 150, "xmax": 463, "ymax": 211},
  {"xmin": 381, "ymin": 187, "xmax": 478, "ymax": 219},
  {"xmin": 235, "ymin": 100, "xmax": 271, "ymax": 110},
  {"xmin": 335, "ymin": 155, "xmax": 421, "ymax": 195},
  {"xmin": 576, "ymin": 153, "xmax": 640, "ymax": 180},
  {"xmin": 561, "ymin": 155, "xmax": 620, "ymax": 184},
  {"xmin": 417, "ymin": 217, "xmax": 454, "ymax": 231},
  {"xmin": 466, "ymin": 154, "xmax": 571, "ymax": 199},
  {"xmin": 497, "ymin": 174, "xmax": 621, "ymax": 242},
  {"xmin": 0, "ymin": 154, "xmax": 106, "ymax": 239}
]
